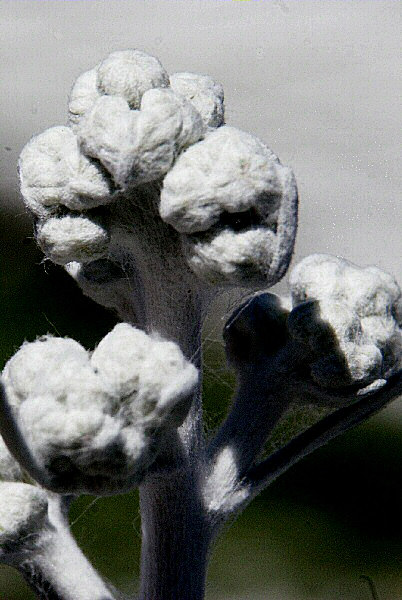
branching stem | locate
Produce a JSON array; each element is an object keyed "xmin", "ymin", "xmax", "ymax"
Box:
[{"xmin": 244, "ymin": 371, "xmax": 402, "ymax": 501}]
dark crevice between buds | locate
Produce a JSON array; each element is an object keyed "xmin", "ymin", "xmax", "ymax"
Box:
[
  {"xmin": 187, "ymin": 204, "xmax": 278, "ymax": 244},
  {"xmin": 85, "ymin": 156, "xmax": 119, "ymax": 195},
  {"xmin": 218, "ymin": 207, "xmax": 262, "ymax": 232}
]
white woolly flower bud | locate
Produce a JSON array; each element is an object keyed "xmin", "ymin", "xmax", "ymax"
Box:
[
  {"xmin": 97, "ymin": 50, "xmax": 169, "ymax": 109},
  {"xmin": 0, "ymin": 483, "xmax": 49, "ymax": 552},
  {"xmin": 170, "ymin": 72, "xmax": 224, "ymax": 128},
  {"xmin": 160, "ymin": 125, "xmax": 297, "ymax": 286},
  {"xmin": 138, "ymin": 88, "xmax": 204, "ymax": 164},
  {"xmin": 36, "ymin": 214, "xmax": 110, "ymax": 265},
  {"xmin": 288, "ymin": 254, "xmax": 402, "ymax": 390},
  {"xmin": 68, "ymin": 50, "xmax": 169, "ymax": 128},
  {"xmin": 91, "ymin": 323, "xmax": 198, "ymax": 427},
  {"xmin": 77, "ymin": 88, "xmax": 204, "ymax": 187},
  {"xmin": 77, "ymin": 96, "xmax": 139, "ymax": 187},
  {"xmin": 19, "ymin": 49, "xmax": 298, "ymax": 315},
  {"xmin": 223, "ymin": 255, "xmax": 400, "ymax": 402},
  {"xmin": 2, "ymin": 325, "xmax": 198, "ymax": 494},
  {"xmin": 19, "ymin": 126, "xmax": 112, "ymax": 218}
]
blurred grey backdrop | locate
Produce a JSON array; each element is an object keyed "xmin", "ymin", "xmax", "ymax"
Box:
[{"xmin": 0, "ymin": 1, "xmax": 401, "ymax": 599}]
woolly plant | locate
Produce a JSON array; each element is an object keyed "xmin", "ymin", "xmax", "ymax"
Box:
[{"xmin": 1, "ymin": 50, "xmax": 401, "ymax": 600}]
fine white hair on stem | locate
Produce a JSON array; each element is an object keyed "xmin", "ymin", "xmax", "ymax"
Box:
[{"xmin": 204, "ymin": 256, "xmax": 401, "ymax": 518}]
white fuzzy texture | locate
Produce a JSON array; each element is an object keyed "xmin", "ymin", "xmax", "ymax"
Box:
[
  {"xmin": 69, "ymin": 50, "xmax": 169, "ymax": 127},
  {"xmin": 77, "ymin": 95, "xmax": 139, "ymax": 187},
  {"xmin": 288, "ymin": 254, "xmax": 402, "ymax": 388},
  {"xmin": 203, "ymin": 446, "xmax": 249, "ymax": 514},
  {"xmin": 97, "ymin": 50, "xmax": 169, "ymax": 109},
  {"xmin": 160, "ymin": 126, "xmax": 280, "ymax": 233},
  {"xmin": 0, "ymin": 482, "xmax": 48, "ymax": 545},
  {"xmin": 19, "ymin": 126, "xmax": 112, "ymax": 218},
  {"xmin": 2, "ymin": 325, "xmax": 198, "ymax": 493},
  {"xmin": 91, "ymin": 324, "xmax": 198, "ymax": 427},
  {"xmin": 78, "ymin": 88, "xmax": 204, "ymax": 187},
  {"xmin": 186, "ymin": 228, "xmax": 276, "ymax": 285},
  {"xmin": 170, "ymin": 72, "xmax": 224, "ymax": 128},
  {"xmin": 136, "ymin": 88, "xmax": 204, "ymax": 176},
  {"xmin": 160, "ymin": 125, "xmax": 295, "ymax": 285},
  {"xmin": 37, "ymin": 215, "xmax": 110, "ymax": 265},
  {"xmin": 0, "ymin": 438, "xmax": 23, "ymax": 482}
]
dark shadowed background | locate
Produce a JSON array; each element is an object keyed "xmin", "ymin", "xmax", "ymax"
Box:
[{"xmin": 1, "ymin": 2, "xmax": 401, "ymax": 598}]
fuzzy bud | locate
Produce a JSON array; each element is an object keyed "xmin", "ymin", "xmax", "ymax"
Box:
[
  {"xmin": 77, "ymin": 88, "xmax": 204, "ymax": 187},
  {"xmin": 19, "ymin": 126, "xmax": 112, "ymax": 218},
  {"xmin": 2, "ymin": 324, "xmax": 198, "ymax": 494},
  {"xmin": 68, "ymin": 50, "xmax": 169, "ymax": 127},
  {"xmin": 170, "ymin": 71, "xmax": 225, "ymax": 128},
  {"xmin": 288, "ymin": 254, "xmax": 402, "ymax": 390},
  {"xmin": 160, "ymin": 126, "xmax": 297, "ymax": 287},
  {"xmin": 36, "ymin": 215, "xmax": 110, "ymax": 265},
  {"xmin": 96, "ymin": 50, "xmax": 169, "ymax": 109}
]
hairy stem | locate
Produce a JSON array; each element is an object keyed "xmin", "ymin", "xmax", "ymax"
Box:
[
  {"xmin": 129, "ymin": 227, "xmax": 212, "ymax": 598},
  {"xmin": 245, "ymin": 371, "xmax": 402, "ymax": 500},
  {"xmin": 139, "ymin": 469, "xmax": 210, "ymax": 600},
  {"xmin": 18, "ymin": 497, "xmax": 115, "ymax": 600},
  {"xmin": 207, "ymin": 361, "xmax": 291, "ymax": 479},
  {"xmin": 0, "ymin": 382, "xmax": 52, "ymax": 489}
]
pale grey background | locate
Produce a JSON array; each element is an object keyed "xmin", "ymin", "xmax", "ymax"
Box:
[{"xmin": 1, "ymin": 0, "xmax": 400, "ymax": 281}]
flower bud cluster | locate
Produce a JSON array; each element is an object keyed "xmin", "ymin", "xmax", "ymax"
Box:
[
  {"xmin": 2, "ymin": 323, "xmax": 198, "ymax": 494},
  {"xmin": 19, "ymin": 49, "xmax": 297, "ymax": 295},
  {"xmin": 289, "ymin": 255, "xmax": 401, "ymax": 389},
  {"xmin": 224, "ymin": 254, "xmax": 401, "ymax": 401}
]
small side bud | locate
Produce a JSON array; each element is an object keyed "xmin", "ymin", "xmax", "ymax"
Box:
[
  {"xmin": 19, "ymin": 126, "xmax": 112, "ymax": 218},
  {"xmin": 170, "ymin": 71, "xmax": 225, "ymax": 129},
  {"xmin": 288, "ymin": 254, "xmax": 402, "ymax": 396},
  {"xmin": 37, "ymin": 215, "xmax": 110, "ymax": 265},
  {"xmin": 97, "ymin": 50, "xmax": 169, "ymax": 109},
  {"xmin": 0, "ymin": 483, "xmax": 49, "ymax": 557}
]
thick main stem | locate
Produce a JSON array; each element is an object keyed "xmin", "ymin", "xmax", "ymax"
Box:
[
  {"xmin": 138, "ymin": 268, "xmax": 211, "ymax": 599},
  {"xmin": 139, "ymin": 470, "xmax": 211, "ymax": 600},
  {"xmin": 112, "ymin": 184, "xmax": 216, "ymax": 598},
  {"xmin": 138, "ymin": 318, "xmax": 211, "ymax": 599}
]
